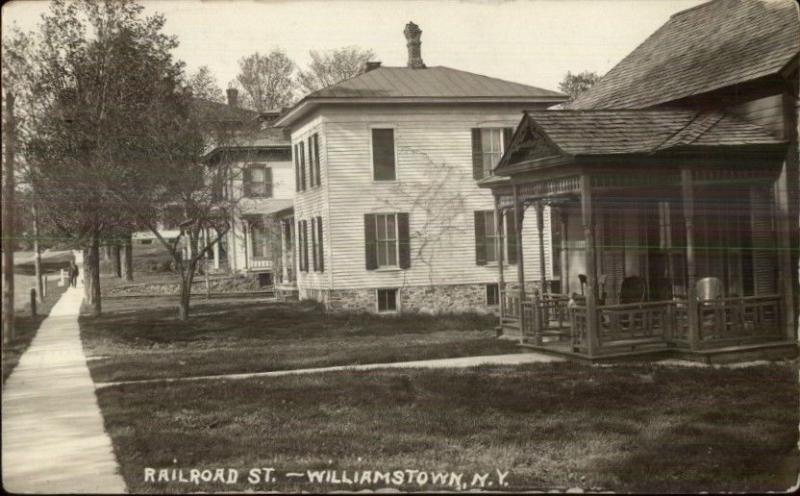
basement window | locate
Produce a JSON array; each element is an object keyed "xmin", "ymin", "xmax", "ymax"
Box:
[{"xmin": 377, "ymin": 288, "xmax": 398, "ymax": 313}]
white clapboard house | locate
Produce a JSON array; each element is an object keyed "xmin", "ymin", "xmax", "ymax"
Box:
[
  {"xmin": 273, "ymin": 22, "xmax": 567, "ymax": 312},
  {"xmin": 198, "ymin": 92, "xmax": 294, "ymax": 287}
]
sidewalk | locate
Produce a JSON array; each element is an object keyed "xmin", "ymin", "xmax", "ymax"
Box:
[
  {"xmin": 2, "ymin": 283, "xmax": 126, "ymax": 494},
  {"xmin": 97, "ymin": 351, "xmax": 563, "ymax": 388}
]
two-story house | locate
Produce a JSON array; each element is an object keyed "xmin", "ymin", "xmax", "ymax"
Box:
[
  {"xmin": 201, "ymin": 90, "xmax": 294, "ymax": 286},
  {"xmin": 274, "ymin": 22, "xmax": 567, "ymax": 313}
]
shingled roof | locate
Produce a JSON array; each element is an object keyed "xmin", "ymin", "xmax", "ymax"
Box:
[
  {"xmin": 569, "ymin": 0, "xmax": 800, "ymax": 110},
  {"xmin": 493, "ymin": 109, "xmax": 786, "ymax": 174}
]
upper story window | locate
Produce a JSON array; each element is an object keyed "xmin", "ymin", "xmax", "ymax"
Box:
[
  {"xmin": 308, "ymin": 133, "xmax": 321, "ymax": 188},
  {"xmin": 471, "ymin": 127, "xmax": 514, "ymax": 180},
  {"xmin": 294, "ymin": 142, "xmax": 306, "ymax": 192},
  {"xmin": 243, "ymin": 164, "xmax": 272, "ymax": 198},
  {"xmin": 372, "ymin": 128, "xmax": 396, "ymax": 181}
]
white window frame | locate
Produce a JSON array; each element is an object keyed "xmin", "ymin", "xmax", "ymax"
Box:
[
  {"xmin": 374, "ymin": 213, "xmax": 400, "ymax": 269},
  {"xmin": 478, "ymin": 127, "xmax": 506, "ymax": 178}
]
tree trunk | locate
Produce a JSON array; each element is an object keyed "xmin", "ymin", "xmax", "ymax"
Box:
[
  {"xmin": 2, "ymin": 91, "xmax": 16, "ymax": 345},
  {"xmin": 178, "ymin": 274, "xmax": 192, "ymax": 321},
  {"xmin": 121, "ymin": 233, "xmax": 133, "ymax": 281},
  {"xmin": 84, "ymin": 234, "xmax": 102, "ymax": 316},
  {"xmin": 112, "ymin": 244, "xmax": 121, "ymax": 277}
]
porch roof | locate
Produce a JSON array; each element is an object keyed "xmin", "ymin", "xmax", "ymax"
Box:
[{"xmin": 492, "ymin": 108, "xmax": 786, "ymax": 176}]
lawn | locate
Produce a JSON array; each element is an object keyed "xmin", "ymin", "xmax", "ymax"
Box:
[
  {"xmin": 96, "ymin": 360, "xmax": 800, "ymax": 493},
  {"xmin": 80, "ymin": 296, "xmax": 516, "ymax": 383},
  {"xmin": 2, "ymin": 277, "xmax": 69, "ymax": 384}
]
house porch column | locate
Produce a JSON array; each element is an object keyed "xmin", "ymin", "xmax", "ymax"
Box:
[
  {"xmin": 580, "ymin": 174, "xmax": 599, "ymax": 356},
  {"xmin": 775, "ymin": 162, "xmax": 796, "ymax": 341},
  {"xmin": 513, "ymin": 184, "xmax": 526, "ymax": 344},
  {"xmin": 494, "ymin": 194, "xmax": 505, "ymax": 321},
  {"xmin": 681, "ymin": 168, "xmax": 700, "ymax": 349}
]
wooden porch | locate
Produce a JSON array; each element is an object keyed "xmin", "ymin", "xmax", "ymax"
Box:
[{"xmin": 488, "ymin": 160, "xmax": 797, "ymax": 362}]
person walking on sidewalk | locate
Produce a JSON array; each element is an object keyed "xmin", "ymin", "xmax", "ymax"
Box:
[{"xmin": 68, "ymin": 261, "xmax": 79, "ymax": 288}]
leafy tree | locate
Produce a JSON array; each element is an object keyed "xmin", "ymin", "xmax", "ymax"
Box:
[
  {"xmin": 13, "ymin": 0, "xmax": 187, "ymax": 316},
  {"xmin": 297, "ymin": 46, "xmax": 375, "ymax": 96},
  {"xmin": 188, "ymin": 65, "xmax": 224, "ymax": 103},
  {"xmin": 235, "ymin": 49, "xmax": 296, "ymax": 111},
  {"xmin": 558, "ymin": 70, "xmax": 602, "ymax": 101}
]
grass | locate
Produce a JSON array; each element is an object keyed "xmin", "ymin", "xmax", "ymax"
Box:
[
  {"xmin": 80, "ymin": 296, "xmax": 515, "ymax": 383},
  {"xmin": 2, "ymin": 277, "xmax": 69, "ymax": 384},
  {"xmin": 96, "ymin": 360, "xmax": 800, "ymax": 493}
]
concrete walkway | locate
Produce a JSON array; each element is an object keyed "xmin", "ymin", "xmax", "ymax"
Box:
[
  {"xmin": 2, "ymin": 284, "xmax": 127, "ymax": 494},
  {"xmin": 96, "ymin": 351, "xmax": 563, "ymax": 389}
]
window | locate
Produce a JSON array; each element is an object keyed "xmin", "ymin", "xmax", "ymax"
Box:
[
  {"xmin": 486, "ymin": 283, "xmax": 499, "ymax": 306},
  {"xmin": 364, "ymin": 213, "xmax": 410, "ymax": 270},
  {"xmin": 377, "ymin": 288, "xmax": 398, "ymax": 312},
  {"xmin": 472, "ymin": 127, "xmax": 513, "ymax": 179},
  {"xmin": 243, "ymin": 165, "xmax": 271, "ymax": 198},
  {"xmin": 250, "ymin": 222, "xmax": 271, "ymax": 259},
  {"xmin": 310, "ymin": 133, "xmax": 321, "ymax": 187},
  {"xmin": 376, "ymin": 214, "xmax": 397, "ymax": 267},
  {"xmin": 474, "ymin": 211, "xmax": 500, "ymax": 265},
  {"xmin": 372, "ymin": 128, "xmax": 396, "ymax": 181},
  {"xmin": 297, "ymin": 220, "xmax": 309, "ymax": 272},
  {"xmin": 315, "ymin": 215, "xmax": 324, "ymax": 272}
]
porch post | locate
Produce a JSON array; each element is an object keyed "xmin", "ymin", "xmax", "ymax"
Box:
[
  {"xmin": 243, "ymin": 220, "xmax": 250, "ymax": 271},
  {"xmin": 212, "ymin": 232, "xmax": 220, "ymax": 270},
  {"xmin": 681, "ymin": 168, "xmax": 700, "ymax": 349},
  {"xmin": 494, "ymin": 194, "xmax": 505, "ymax": 321},
  {"xmin": 513, "ymin": 184, "xmax": 526, "ymax": 344},
  {"xmin": 535, "ymin": 201, "xmax": 547, "ymax": 293},
  {"xmin": 775, "ymin": 164, "xmax": 797, "ymax": 341},
  {"xmin": 580, "ymin": 174, "xmax": 599, "ymax": 356},
  {"xmin": 560, "ymin": 207, "xmax": 569, "ymax": 295}
]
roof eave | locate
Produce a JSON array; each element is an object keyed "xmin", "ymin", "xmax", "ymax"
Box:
[{"xmin": 274, "ymin": 95, "xmax": 568, "ymax": 128}]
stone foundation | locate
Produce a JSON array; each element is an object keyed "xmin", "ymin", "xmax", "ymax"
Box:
[{"xmin": 300, "ymin": 283, "xmax": 500, "ymax": 314}]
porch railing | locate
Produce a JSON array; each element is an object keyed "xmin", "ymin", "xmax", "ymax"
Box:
[
  {"xmin": 248, "ymin": 258, "xmax": 273, "ymax": 270},
  {"xmin": 507, "ymin": 292, "xmax": 784, "ymax": 355}
]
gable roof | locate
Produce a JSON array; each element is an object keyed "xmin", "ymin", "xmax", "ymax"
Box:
[
  {"xmin": 191, "ymin": 97, "xmax": 260, "ymax": 123},
  {"xmin": 569, "ymin": 0, "xmax": 800, "ymax": 110},
  {"xmin": 493, "ymin": 109, "xmax": 786, "ymax": 174},
  {"xmin": 275, "ymin": 66, "xmax": 566, "ymax": 127}
]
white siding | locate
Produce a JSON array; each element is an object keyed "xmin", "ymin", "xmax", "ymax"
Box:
[{"xmin": 292, "ymin": 104, "xmax": 556, "ymax": 292}]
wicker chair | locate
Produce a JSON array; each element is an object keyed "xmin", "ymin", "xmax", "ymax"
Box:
[{"xmin": 618, "ymin": 276, "xmax": 646, "ymax": 304}]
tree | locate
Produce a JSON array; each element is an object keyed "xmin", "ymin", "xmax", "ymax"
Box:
[
  {"xmin": 558, "ymin": 70, "xmax": 602, "ymax": 101},
  {"xmin": 16, "ymin": 0, "xmax": 187, "ymax": 316},
  {"xmin": 188, "ymin": 65, "xmax": 224, "ymax": 103},
  {"xmin": 297, "ymin": 46, "xmax": 375, "ymax": 96},
  {"xmin": 235, "ymin": 49, "xmax": 296, "ymax": 111}
]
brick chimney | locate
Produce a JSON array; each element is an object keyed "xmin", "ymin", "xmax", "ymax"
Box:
[
  {"xmin": 226, "ymin": 88, "xmax": 238, "ymax": 108},
  {"xmin": 403, "ymin": 22, "xmax": 425, "ymax": 69}
]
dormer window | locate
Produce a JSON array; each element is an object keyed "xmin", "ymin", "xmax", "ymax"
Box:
[{"xmin": 243, "ymin": 164, "xmax": 272, "ymax": 198}]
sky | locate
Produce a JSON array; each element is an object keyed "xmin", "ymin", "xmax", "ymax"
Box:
[{"xmin": 2, "ymin": 0, "xmax": 706, "ymax": 93}]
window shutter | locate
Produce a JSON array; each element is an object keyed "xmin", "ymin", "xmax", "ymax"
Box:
[
  {"xmin": 471, "ymin": 128, "xmax": 483, "ymax": 180},
  {"xmin": 264, "ymin": 167, "xmax": 272, "ymax": 198},
  {"xmin": 310, "ymin": 218, "xmax": 317, "ymax": 271},
  {"xmin": 503, "ymin": 127, "xmax": 514, "ymax": 150},
  {"xmin": 294, "ymin": 145, "xmax": 300, "ymax": 192},
  {"xmin": 308, "ymin": 138, "xmax": 315, "ymax": 188},
  {"xmin": 397, "ymin": 213, "xmax": 410, "ymax": 269},
  {"xmin": 314, "ymin": 134, "xmax": 321, "ymax": 187},
  {"xmin": 242, "ymin": 167, "xmax": 252, "ymax": 197},
  {"xmin": 475, "ymin": 211, "xmax": 487, "ymax": 266},
  {"xmin": 302, "ymin": 220, "xmax": 309, "ymax": 272},
  {"xmin": 317, "ymin": 215, "xmax": 324, "ymax": 272},
  {"xmin": 364, "ymin": 214, "xmax": 378, "ymax": 270},
  {"xmin": 506, "ymin": 209, "xmax": 518, "ymax": 265},
  {"xmin": 296, "ymin": 220, "xmax": 303, "ymax": 271},
  {"xmin": 299, "ymin": 143, "xmax": 306, "ymax": 191}
]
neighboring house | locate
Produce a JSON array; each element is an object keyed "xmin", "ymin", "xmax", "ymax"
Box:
[
  {"xmin": 201, "ymin": 100, "xmax": 293, "ymax": 287},
  {"xmin": 483, "ymin": 0, "xmax": 799, "ymax": 361},
  {"xmin": 274, "ymin": 22, "xmax": 567, "ymax": 313}
]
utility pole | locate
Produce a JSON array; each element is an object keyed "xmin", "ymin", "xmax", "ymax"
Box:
[
  {"xmin": 3, "ymin": 91, "xmax": 17, "ymax": 345},
  {"xmin": 32, "ymin": 180, "xmax": 44, "ymax": 303}
]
